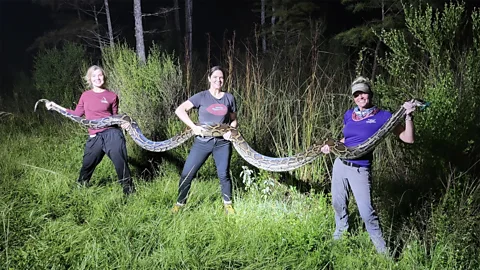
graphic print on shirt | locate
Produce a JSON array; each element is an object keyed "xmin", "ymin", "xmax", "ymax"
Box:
[
  {"xmin": 342, "ymin": 109, "xmax": 392, "ymax": 166},
  {"xmin": 101, "ymin": 97, "xmax": 108, "ymax": 104},
  {"xmin": 206, "ymin": 104, "xmax": 228, "ymax": 116},
  {"xmin": 189, "ymin": 90, "xmax": 236, "ymax": 125}
]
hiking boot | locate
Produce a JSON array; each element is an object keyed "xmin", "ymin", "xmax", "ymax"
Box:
[
  {"xmin": 171, "ymin": 203, "xmax": 185, "ymax": 214},
  {"xmin": 77, "ymin": 180, "xmax": 88, "ymax": 188},
  {"xmin": 224, "ymin": 204, "xmax": 235, "ymax": 215},
  {"xmin": 123, "ymin": 184, "xmax": 136, "ymax": 196}
]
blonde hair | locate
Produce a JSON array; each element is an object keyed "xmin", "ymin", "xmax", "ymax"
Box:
[
  {"xmin": 84, "ymin": 65, "xmax": 107, "ymax": 88},
  {"xmin": 351, "ymin": 76, "xmax": 371, "ymax": 87},
  {"xmin": 351, "ymin": 76, "xmax": 372, "ymax": 95}
]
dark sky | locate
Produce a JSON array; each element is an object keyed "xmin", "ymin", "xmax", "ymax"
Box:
[
  {"xmin": 0, "ymin": 0, "xmax": 354, "ymax": 93},
  {"xmin": 2, "ymin": 0, "xmax": 480, "ymax": 90}
]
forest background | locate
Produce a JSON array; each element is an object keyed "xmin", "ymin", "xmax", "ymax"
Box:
[{"xmin": 1, "ymin": 0, "xmax": 480, "ymax": 269}]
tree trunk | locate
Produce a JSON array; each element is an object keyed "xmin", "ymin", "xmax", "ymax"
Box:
[
  {"xmin": 272, "ymin": 3, "xmax": 276, "ymax": 36},
  {"xmin": 104, "ymin": 0, "xmax": 114, "ymax": 47},
  {"xmin": 134, "ymin": 0, "xmax": 146, "ymax": 63},
  {"xmin": 93, "ymin": 5, "xmax": 103, "ymax": 51},
  {"xmin": 75, "ymin": 0, "xmax": 81, "ymax": 20},
  {"xmin": 173, "ymin": 0, "xmax": 182, "ymax": 54},
  {"xmin": 261, "ymin": 0, "xmax": 266, "ymax": 52},
  {"xmin": 185, "ymin": 0, "xmax": 193, "ymax": 95},
  {"xmin": 185, "ymin": 0, "xmax": 193, "ymax": 62},
  {"xmin": 372, "ymin": 0, "xmax": 385, "ymax": 81}
]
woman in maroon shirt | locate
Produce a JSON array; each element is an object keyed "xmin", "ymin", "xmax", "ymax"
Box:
[{"xmin": 46, "ymin": 65, "xmax": 135, "ymax": 195}]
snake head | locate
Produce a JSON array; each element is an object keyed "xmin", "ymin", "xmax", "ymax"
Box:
[
  {"xmin": 34, "ymin": 99, "xmax": 50, "ymax": 112},
  {"xmin": 412, "ymin": 99, "xmax": 431, "ymax": 111}
]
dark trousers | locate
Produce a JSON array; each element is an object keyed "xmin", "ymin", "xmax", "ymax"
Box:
[
  {"xmin": 177, "ymin": 137, "xmax": 233, "ymax": 204},
  {"xmin": 77, "ymin": 128, "xmax": 134, "ymax": 194}
]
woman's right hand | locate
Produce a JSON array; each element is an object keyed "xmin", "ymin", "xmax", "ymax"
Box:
[
  {"xmin": 45, "ymin": 101, "xmax": 55, "ymax": 110},
  {"xmin": 191, "ymin": 125, "xmax": 206, "ymax": 136},
  {"xmin": 321, "ymin": 144, "xmax": 331, "ymax": 154}
]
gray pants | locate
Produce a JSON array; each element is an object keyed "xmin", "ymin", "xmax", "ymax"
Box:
[{"xmin": 331, "ymin": 158, "xmax": 386, "ymax": 253}]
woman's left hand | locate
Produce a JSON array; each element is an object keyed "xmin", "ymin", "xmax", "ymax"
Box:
[
  {"xmin": 403, "ymin": 99, "xmax": 416, "ymax": 115},
  {"xmin": 320, "ymin": 144, "xmax": 331, "ymax": 154},
  {"xmin": 121, "ymin": 122, "xmax": 131, "ymax": 130},
  {"xmin": 223, "ymin": 131, "xmax": 232, "ymax": 141}
]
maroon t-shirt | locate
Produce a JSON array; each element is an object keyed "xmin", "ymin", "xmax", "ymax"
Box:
[{"xmin": 67, "ymin": 89, "xmax": 119, "ymax": 135}]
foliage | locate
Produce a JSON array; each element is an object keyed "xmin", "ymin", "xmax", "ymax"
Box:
[
  {"xmin": 270, "ymin": 0, "xmax": 320, "ymax": 31},
  {"xmin": 102, "ymin": 43, "xmax": 184, "ymax": 164},
  {"xmin": 28, "ymin": 20, "xmax": 98, "ymax": 51},
  {"xmin": 374, "ymin": 2, "xmax": 480, "ymax": 170},
  {"xmin": 32, "ymin": 42, "xmax": 88, "ymax": 107},
  {"xmin": 102, "ymin": 43, "xmax": 182, "ymax": 131},
  {"xmin": 29, "ymin": 0, "xmax": 106, "ymax": 51},
  {"xmin": 250, "ymin": 0, "xmax": 324, "ymax": 49},
  {"xmin": 0, "ymin": 72, "xmax": 37, "ymax": 113},
  {"xmin": 240, "ymin": 165, "xmax": 278, "ymax": 199},
  {"xmin": 336, "ymin": 0, "xmax": 404, "ymax": 47},
  {"xmin": 4, "ymin": 2, "xmax": 480, "ymax": 269}
]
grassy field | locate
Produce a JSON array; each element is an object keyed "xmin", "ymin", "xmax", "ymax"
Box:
[{"xmin": 1, "ymin": 113, "xmax": 478, "ymax": 270}]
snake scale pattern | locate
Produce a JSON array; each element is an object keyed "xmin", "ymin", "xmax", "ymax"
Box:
[{"xmin": 34, "ymin": 99, "xmax": 428, "ymax": 172}]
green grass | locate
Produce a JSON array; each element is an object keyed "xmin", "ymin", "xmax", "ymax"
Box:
[{"xmin": 1, "ymin": 113, "xmax": 479, "ymax": 270}]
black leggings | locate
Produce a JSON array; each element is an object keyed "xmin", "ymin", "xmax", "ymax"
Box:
[
  {"xmin": 177, "ymin": 137, "xmax": 233, "ymax": 204},
  {"xmin": 77, "ymin": 128, "xmax": 134, "ymax": 193}
]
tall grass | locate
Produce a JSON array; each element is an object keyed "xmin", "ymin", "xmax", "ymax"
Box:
[
  {"xmin": 2, "ymin": 111, "xmax": 479, "ymax": 269},
  {"xmin": 212, "ymin": 27, "xmax": 355, "ymax": 183}
]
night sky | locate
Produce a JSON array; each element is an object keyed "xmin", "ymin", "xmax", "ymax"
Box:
[
  {"xmin": 4, "ymin": 0, "xmax": 479, "ymax": 94},
  {"xmin": 0, "ymin": 0, "xmax": 349, "ymax": 74}
]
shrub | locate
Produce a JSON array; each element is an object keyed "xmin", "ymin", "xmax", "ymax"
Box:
[{"xmin": 33, "ymin": 42, "xmax": 88, "ymax": 107}]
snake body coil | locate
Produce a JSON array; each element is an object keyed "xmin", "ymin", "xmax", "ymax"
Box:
[{"xmin": 34, "ymin": 99, "xmax": 427, "ymax": 172}]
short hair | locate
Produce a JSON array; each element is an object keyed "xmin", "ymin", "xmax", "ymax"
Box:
[{"xmin": 84, "ymin": 65, "xmax": 107, "ymax": 88}]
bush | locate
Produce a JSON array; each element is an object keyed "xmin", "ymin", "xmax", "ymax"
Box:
[{"xmin": 33, "ymin": 42, "xmax": 88, "ymax": 107}]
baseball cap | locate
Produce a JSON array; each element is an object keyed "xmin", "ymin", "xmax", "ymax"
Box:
[{"xmin": 351, "ymin": 76, "xmax": 372, "ymax": 95}]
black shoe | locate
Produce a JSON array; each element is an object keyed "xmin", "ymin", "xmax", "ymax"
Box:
[{"xmin": 123, "ymin": 184, "xmax": 136, "ymax": 195}]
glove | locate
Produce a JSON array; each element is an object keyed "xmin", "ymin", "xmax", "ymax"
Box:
[
  {"xmin": 403, "ymin": 100, "xmax": 416, "ymax": 115},
  {"xmin": 321, "ymin": 144, "xmax": 330, "ymax": 154}
]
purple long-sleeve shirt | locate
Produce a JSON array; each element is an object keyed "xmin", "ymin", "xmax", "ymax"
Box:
[{"xmin": 343, "ymin": 109, "xmax": 392, "ymax": 167}]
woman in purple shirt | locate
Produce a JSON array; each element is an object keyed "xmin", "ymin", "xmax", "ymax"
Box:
[{"xmin": 321, "ymin": 76, "xmax": 416, "ymax": 254}]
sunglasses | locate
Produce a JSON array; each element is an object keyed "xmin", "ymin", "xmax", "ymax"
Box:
[{"xmin": 353, "ymin": 92, "xmax": 368, "ymax": 98}]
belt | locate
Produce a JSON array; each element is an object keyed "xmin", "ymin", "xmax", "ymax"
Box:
[
  {"xmin": 341, "ymin": 159, "xmax": 363, "ymax": 168},
  {"xmin": 196, "ymin": 135, "xmax": 224, "ymax": 139}
]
